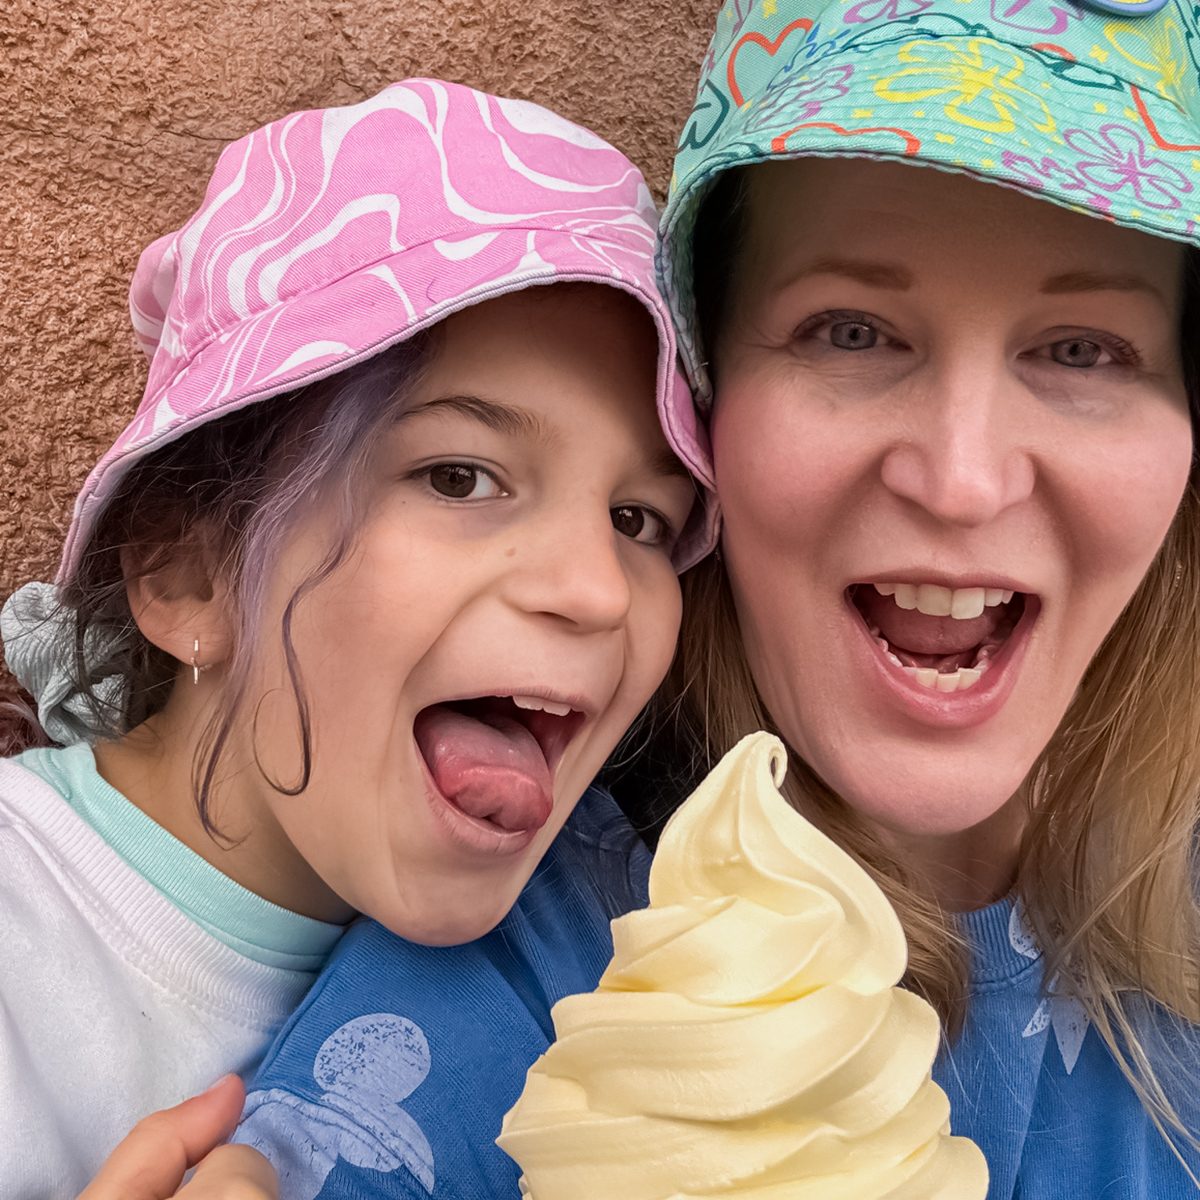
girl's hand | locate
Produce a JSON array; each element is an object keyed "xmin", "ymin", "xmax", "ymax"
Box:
[{"xmin": 77, "ymin": 1074, "xmax": 278, "ymax": 1199}]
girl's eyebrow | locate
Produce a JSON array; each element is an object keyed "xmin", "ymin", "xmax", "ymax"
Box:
[
  {"xmin": 404, "ymin": 394, "xmax": 550, "ymax": 440},
  {"xmin": 407, "ymin": 392, "xmax": 691, "ymax": 481},
  {"xmin": 651, "ymin": 447, "xmax": 695, "ymax": 481}
]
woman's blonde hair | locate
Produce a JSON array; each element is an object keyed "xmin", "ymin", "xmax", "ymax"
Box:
[{"xmin": 674, "ymin": 169, "xmax": 1200, "ymax": 1160}]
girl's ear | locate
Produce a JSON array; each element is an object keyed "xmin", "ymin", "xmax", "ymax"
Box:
[{"xmin": 121, "ymin": 537, "xmax": 235, "ymax": 677}]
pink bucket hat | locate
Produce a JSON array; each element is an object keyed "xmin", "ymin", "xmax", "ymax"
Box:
[{"xmin": 57, "ymin": 78, "xmax": 717, "ymax": 581}]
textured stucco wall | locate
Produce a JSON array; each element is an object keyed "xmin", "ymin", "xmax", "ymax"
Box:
[{"xmin": 1, "ymin": 1, "xmax": 717, "ymax": 600}]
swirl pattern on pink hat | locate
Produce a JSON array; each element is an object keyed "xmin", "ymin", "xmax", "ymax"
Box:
[{"xmin": 61, "ymin": 78, "xmax": 715, "ymax": 581}]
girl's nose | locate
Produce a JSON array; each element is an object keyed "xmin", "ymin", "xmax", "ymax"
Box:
[
  {"xmin": 505, "ymin": 511, "xmax": 634, "ymax": 632},
  {"xmin": 879, "ymin": 363, "xmax": 1036, "ymax": 527}
]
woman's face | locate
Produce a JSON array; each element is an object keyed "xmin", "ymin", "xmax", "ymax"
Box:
[{"xmin": 712, "ymin": 158, "xmax": 1192, "ymax": 849}]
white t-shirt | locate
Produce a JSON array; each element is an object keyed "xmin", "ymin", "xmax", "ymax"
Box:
[{"xmin": 0, "ymin": 757, "xmax": 316, "ymax": 1197}]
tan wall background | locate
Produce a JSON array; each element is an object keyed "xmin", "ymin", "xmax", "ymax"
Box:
[{"xmin": 1, "ymin": 1, "xmax": 717, "ymax": 602}]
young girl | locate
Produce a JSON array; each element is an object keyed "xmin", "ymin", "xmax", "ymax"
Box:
[{"xmin": 0, "ymin": 77, "xmax": 714, "ymax": 1197}]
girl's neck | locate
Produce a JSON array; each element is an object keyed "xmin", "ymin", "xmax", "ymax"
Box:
[{"xmin": 92, "ymin": 696, "xmax": 355, "ymax": 925}]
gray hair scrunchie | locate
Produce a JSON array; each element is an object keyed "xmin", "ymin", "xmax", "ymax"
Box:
[{"xmin": 1, "ymin": 581, "xmax": 127, "ymax": 746}]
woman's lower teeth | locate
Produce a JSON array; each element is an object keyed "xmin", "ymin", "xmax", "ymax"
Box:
[
  {"xmin": 905, "ymin": 664, "xmax": 984, "ymax": 692},
  {"xmin": 871, "ymin": 631, "xmax": 996, "ymax": 692}
]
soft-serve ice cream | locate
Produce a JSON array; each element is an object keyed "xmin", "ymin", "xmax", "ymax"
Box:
[{"xmin": 498, "ymin": 732, "xmax": 987, "ymax": 1198}]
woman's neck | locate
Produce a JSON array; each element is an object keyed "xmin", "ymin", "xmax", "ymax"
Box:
[{"xmin": 877, "ymin": 795, "xmax": 1027, "ymax": 913}]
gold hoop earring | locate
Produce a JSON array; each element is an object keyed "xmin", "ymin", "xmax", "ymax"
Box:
[{"xmin": 191, "ymin": 638, "xmax": 213, "ymax": 685}]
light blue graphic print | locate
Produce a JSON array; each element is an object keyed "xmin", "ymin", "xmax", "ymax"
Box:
[
  {"xmin": 1010, "ymin": 904, "xmax": 1091, "ymax": 1073},
  {"xmin": 238, "ymin": 1013, "xmax": 436, "ymax": 1197}
]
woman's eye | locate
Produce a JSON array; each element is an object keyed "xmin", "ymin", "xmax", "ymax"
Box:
[
  {"xmin": 426, "ymin": 463, "xmax": 504, "ymax": 500},
  {"xmin": 1048, "ymin": 337, "xmax": 1109, "ymax": 369},
  {"xmin": 794, "ymin": 311, "xmax": 893, "ymax": 352},
  {"xmin": 611, "ymin": 504, "xmax": 670, "ymax": 546},
  {"xmin": 829, "ymin": 320, "xmax": 879, "ymax": 350}
]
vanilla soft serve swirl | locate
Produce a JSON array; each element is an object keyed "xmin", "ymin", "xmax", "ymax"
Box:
[{"xmin": 498, "ymin": 732, "xmax": 987, "ymax": 1198}]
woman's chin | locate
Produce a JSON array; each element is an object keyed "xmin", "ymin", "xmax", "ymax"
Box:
[{"xmin": 815, "ymin": 749, "xmax": 1034, "ymax": 841}]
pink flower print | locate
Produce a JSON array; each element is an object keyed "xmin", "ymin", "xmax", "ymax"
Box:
[
  {"xmin": 844, "ymin": 0, "xmax": 932, "ymax": 25},
  {"xmin": 746, "ymin": 64, "xmax": 855, "ymax": 132},
  {"xmin": 1001, "ymin": 148, "xmax": 1114, "ymax": 212},
  {"xmin": 1066, "ymin": 123, "xmax": 1192, "ymax": 210},
  {"xmin": 989, "ymin": 0, "xmax": 1083, "ymax": 37}
]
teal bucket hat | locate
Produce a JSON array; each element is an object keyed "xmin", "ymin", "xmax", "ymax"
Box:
[{"xmin": 660, "ymin": 0, "xmax": 1200, "ymax": 399}]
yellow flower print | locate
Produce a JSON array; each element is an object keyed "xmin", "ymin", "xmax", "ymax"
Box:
[
  {"xmin": 1103, "ymin": 16, "xmax": 1188, "ymax": 107},
  {"xmin": 875, "ymin": 38, "xmax": 1056, "ymax": 135}
]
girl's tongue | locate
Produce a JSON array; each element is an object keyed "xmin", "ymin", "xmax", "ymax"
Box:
[
  {"xmin": 855, "ymin": 588, "xmax": 1004, "ymax": 659},
  {"xmin": 414, "ymin": 704, "xmax": 553, "ymax": 834}
]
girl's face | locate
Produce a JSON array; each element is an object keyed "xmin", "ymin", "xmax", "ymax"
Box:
[
  {"xmin": 214, "ymin": 288, "xmax": 694, "ymax": 942},
  {"xmin": 712, "ymin": 159, "xmax": 1192, "ymax": 866}
]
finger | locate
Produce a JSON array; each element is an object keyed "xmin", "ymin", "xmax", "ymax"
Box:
[
  {"xmin": 78, "ymin": 1074, "xmax": 246, "ymax": 1200},
  {"xmin": 178, "ymin": 1144, "xmax": 279, "ymax": 1200}
]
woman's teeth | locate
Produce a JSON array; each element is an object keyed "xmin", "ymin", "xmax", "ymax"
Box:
[
  {"xmin": 906, "ymin": 665, "xmax": 983, "ymax": 692},
  {"xmin": 870, "ymin": 625, "xmax": 991, "ymax": 692},
  {"xmin": 873, "ymin": 581, "xmax": 1013, "ymax": 620},
  {"xmin": 863, "ymin": 581, "xmax": 1023, "ymax": 694}
]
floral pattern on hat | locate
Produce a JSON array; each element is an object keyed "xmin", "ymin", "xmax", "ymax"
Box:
[{"xmin": 661, "ymin": 0, "xmax": 1200, "ymax": 395}]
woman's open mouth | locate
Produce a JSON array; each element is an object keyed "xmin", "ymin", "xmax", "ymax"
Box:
[
  {"xmin": 413, "ymin": 695, "xmax": 586, "ymax": 852},
  {"xmin": 847, "ymin": 580, "xmax": 1040, "ymax": 719}
]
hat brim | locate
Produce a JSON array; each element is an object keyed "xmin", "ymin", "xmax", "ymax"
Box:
[
  {"xmin": 62, "ymin": 228, "xmax": 718, "ymax": 581},
  {"xmin": 661, "ymin": 28, "xmax": 1200, "ymax": 398}
]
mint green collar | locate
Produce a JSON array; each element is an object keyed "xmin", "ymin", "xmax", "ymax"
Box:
[{"xmin": 17, "ymin": 743, "xmax": 344, "ymax": 973}]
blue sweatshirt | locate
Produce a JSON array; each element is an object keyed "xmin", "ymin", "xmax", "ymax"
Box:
[
  {"xmin": 942, "ymin": 897, "xmax": 1199, "ymax": 1198},
  {"xmin": 234, "ymin": 784, "xmax": 650, "ymax": 1199},
  {"xmin": 237, "ymin": 822, "xmax": 1199, "ymax": 1199}
]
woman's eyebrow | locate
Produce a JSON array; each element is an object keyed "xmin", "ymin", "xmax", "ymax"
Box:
[
  {"xmin": 404, "ymin": 394, "xmax": 550, "ymax": 439},
  {"xmin": 1040, "ymin": 270, "xmax": 1167, "ymax": 304},
  {"xmin": 778, "ymin": 256, "xmax": 914, "ymax": 291}
]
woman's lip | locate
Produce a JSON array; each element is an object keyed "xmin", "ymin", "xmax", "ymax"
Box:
[
  {"xmin": 855, "ymin": 572, "xmax": 1034, "ymax": 593},
  {"xmin": 415, "ymin": 740, "xmax": 544, "ymax": 857},
  {"xmin": 844, "ymin": 593, "xmax": 1041, "ymax": 729}
]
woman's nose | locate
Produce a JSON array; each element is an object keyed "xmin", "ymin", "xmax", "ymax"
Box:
[
  {"xmin": 505, "ymin": 511, "xmax": 634, "ymax": 632},
  {"xmin": 879, "ymin": 363, "xmax": 1036, "ymax": 527}
]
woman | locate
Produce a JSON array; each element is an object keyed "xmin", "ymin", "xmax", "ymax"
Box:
[
  {"xmin": 656, "ymin": 0, "xmax": 1200, "ymax": 1192},
  {"xmin": 89, "ymin": 0, "xmax": 1200, "ymax": 1195}
]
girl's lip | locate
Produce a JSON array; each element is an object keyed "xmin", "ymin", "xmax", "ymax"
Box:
[
  {"xmin": 844, "ymin": 593, "xmax": 1041, "ymax": 730},
  {"xmin": 415, "ymin": 740, "xmax": 545, "ymax": 857}
]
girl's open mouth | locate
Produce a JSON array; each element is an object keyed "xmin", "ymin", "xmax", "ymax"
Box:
[
  {"xmin": 413, "ymin": 696, "xmax": 586, "ymax": 851},
  {"xmin": 847, "ymin": 581, "xmax": 1040, "ymax": 716}
]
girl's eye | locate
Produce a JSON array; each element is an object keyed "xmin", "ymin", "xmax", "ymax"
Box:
[
  {"xmin": 426, "ymin": 463, "xmax": 505, "ymax": 500},
  {"xmin": 611, "ymin": 504, "xmax": 670, "ymax": 546},
  {"xmin": 1048, "ymin": 337, "xmax": 1109, "ymax": 369},
  {"xmin": 829, "ymin": 320, "xmax": 879, "ymax": 351}
]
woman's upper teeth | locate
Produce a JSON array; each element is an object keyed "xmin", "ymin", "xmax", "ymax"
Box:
[{"xmin": 873, "ymin": 582, "xmax": 1015, "ymax": 620}]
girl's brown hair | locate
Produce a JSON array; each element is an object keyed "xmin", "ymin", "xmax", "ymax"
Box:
[
  {"xmin": 673, "ymin": 167, "xmax": 1200, "ymax": 1159},
  {"xmin": 2, "ymin": 336, "xmax": 432, "ymax": 830}
]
